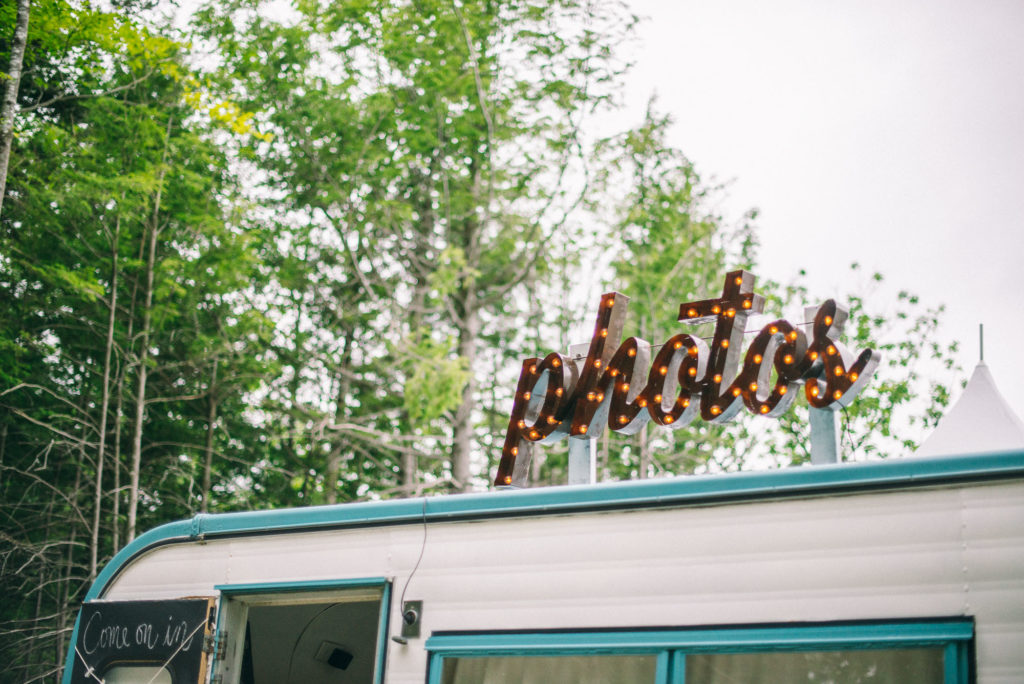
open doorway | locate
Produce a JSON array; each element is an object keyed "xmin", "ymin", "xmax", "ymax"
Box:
[{"xmin": 218, "ymin": 582, "xmax": 389, "ymax": 684}]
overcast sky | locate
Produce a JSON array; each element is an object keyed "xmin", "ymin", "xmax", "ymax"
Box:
[{"xmin": 618, "ymin": 0, "xmax": 1024, "ymax": 428}]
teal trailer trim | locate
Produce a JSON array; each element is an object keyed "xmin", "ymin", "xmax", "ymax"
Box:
[
  {"xmin": 214, "ymin": 577, "xmax": 389, "ymax": 594},
  {"xmin": 424, "ymin": 620, "xmax": 973, "ymax": 654},
  {"xmin": 426, "ymin": 620, "xmax": 974, "ymax": 684},
  {"xmin": 211, "ymin": 577, "xmax": 392, "ymax": 684}
]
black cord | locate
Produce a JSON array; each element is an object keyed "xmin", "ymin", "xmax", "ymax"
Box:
[{"xmin": 398, "ymin": 496, "xmax": 428, "ymax": 612}]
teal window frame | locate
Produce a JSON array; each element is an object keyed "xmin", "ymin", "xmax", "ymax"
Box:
[
  {"xmin": 213, "ymin": 577, "xmax": 392, "ymax": 684},
  {"xmin": 426, "ymin": 620, "xmax": 973, "ymax": 684}
]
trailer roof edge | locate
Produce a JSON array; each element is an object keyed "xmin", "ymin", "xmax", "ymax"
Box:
[{"xmin": 87, "ymin": 449, "xmax": 1024, "ymax": 601}]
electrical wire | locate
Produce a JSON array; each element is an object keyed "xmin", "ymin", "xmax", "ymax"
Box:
[{"xmin": 398, "ymin": 496, "xmax": 429, "ymax": 614}]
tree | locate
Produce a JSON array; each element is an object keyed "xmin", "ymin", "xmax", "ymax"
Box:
[{"xmin": 193, "ymin": 0, "xmax": 634, "ymax": 494}]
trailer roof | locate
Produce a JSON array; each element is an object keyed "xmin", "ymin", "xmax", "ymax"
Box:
[{"xmin": 88, "ymin": 448, "xmax": 1024, "ymax": 601}]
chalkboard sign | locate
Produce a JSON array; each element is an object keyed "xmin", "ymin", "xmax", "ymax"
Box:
[{"xmin": 69, "ymin": 598, "xmax": 216, "ymax": 684}]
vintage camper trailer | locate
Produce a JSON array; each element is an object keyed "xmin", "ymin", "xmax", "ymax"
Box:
[{"xmin": 64, "ymin": 445, "xmax": 1024, "ymax": 684}]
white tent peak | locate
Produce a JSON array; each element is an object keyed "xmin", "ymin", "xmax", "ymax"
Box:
[{"xmin": 915, "ymin": 361, "xmax": 1024, "ymax": 458}]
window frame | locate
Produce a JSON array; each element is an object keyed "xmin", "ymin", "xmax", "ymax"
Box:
[
  {"xmin": 212, "ymin": 577, "xmax": 392, "ymax": 684},
  {"xmin": 425, "ymin": 620, "xmax": 973, "ymax": 684}
]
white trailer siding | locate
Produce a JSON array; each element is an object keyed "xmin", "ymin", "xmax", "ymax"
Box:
[{"xmin": 92, "ymin": 458, "xmax": 1024, "ymax": 684}]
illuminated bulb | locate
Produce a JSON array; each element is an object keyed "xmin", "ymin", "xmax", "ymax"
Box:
[
  {"xmin": 674, "ymin": 340, "xmax": 683, "ymax": 349},
  {"xmin": 749, "ymin": 382, "xmax": 758, "ymax": 392},
  {"xmin": 809, "ymin": 351, "xmax": 819, "ymax": 360},
  {"xmin": 587, "ymin": 392, "xmax": 596, "ymax": 401},
  {"xmin": 504, "ymin": 476, "xmax": 512, "ymax": 485},
  {"xmin": 517, "ymin": 420, "xmax": 526, "ymax": 429},
  {"xmin": 530, "ymin": 429, "xmax": 539, "ymax": 438},
  {"xmin": 638, "ymin": 398, "xmax": 647, "ymax": 408},
  {"xmin": 511, "ymin": 446, "xmax": 519, "ymax": 456},
  {"xmin": 833, "ymin": 390, "xmax": 842, "ymax": 400},
  {"xmin": 687, "ymin": 308, "xmax": 698, "ymax": 318},
  {"xmin": 547, "ymin": 416, "xmax": 557, "ymax": 425},
  {"xmin": 605, "ymin": 297, "xmax": 615, "ymax": 308},
  {"xmin": 726, "ymin": 309, "xmax": 736, "ymax": 318},
  {"xmin": 688, "ymin": 367, "xmax": 697, "ymax": 377},
  {"xmin": 594, "ymin": 359, "xmax": 602, "ymax": 368},
  {"xmin": 769, "ymin": 325, "xmax": 779, "ymax": 335},
  {"xmin": 681, "ymin": 398, "xmax": 690, "ymax": 408},
  {"xmin": 824, "ymin": 315, "xmax": 833, "ymax": 325},
  {"xmin": 659, "ymin": 366, "xmax": 668, "ymax": 375},
  {"xmin": 721, "ymin": 340, "xmax": 729, "ymax": 349},
  {"xmin": 555, "ymin": 387, "xmax": 563, "ymax": 397},
  {"xmin": 753, "ymin": 354, "xmax": 763, "ymax": 364},
  {"xmin": 834, "ymin": 366, "xmax": 844, "ymax": 376},
  {"xmin": 783, "ymin": 354, "xmax": 793, "ymax": 365},
  {"xmin": 850, "ymin": 372, "xmax": 859, "ymax": 382},
  {"xmin": 779, "ymin": 386, "xmax": 788, "ymax": 395},
  {"xmin": 619, "ymin": 415, "xmax": 629, "ymax": 424},
  {"xmin": 810, "ymin": 386, "xmax": 819, "ymax": 397},
  {"xmin": 760, "ymin": 405, "xmax": 770, "ymax": 414},
  {"xmin": 743, "ymin": 299, "xmax": 752, "ymax": 309},
  {"xmin": 710, "ymin": 405, "xmax": 722, "ymax": 416},
  {"xmin": 688, "ymin": 347, "xmax": 698, "ymax": 357},
  {"xmin": 711, "ymin": 305, "xmax": 721, "ymax": 314},
  {"xmin": 600, "ymin": 328, "xmax": 608, "ymax": 338},
  {"xmin": 596, "ymin": 392, "xmax": 604, "ymax": 402},
  {"xmin": 523, "ymin": 392, "xmax": 531, "ymax": 400},
  {"xmin": 734, "ymin": 275, "xmax": 743, "ymax": 285},
  {"xmin": 654, "ymin": 394, "xmax": 662, "ymax": 403},
  {"xmin": 552, "ymin": 358, "xmax": 560, "ymax": 367},
  {"xmin": 713, "ymin": 374, "xmax": 722, "ymax": 383},
  {"xmin": 787, "ymin": 331, "xmax": 798, "ymax": 342},
  {"xmin": 529, "ymin": 364, "xmax": 537, "ymax": 374},
  {"xmin": 732, "ymin": 387, "xmax": 741, "ymax": 397},
  {"xmin": 664, "ymin": 415, "xmax": 674, "ymax": 424},
  {"xmin": 827, "ymin": 345, "xmax": 837, "ymax": 356},
  {"xmin": 621, "ymin": 383, "xmax": 629, "ymax": 392},
  {"xmin": 610, "ymin": 368, "xmax": 619, "ymax": 377},
  {"xmin": 578, "ymin": 425, "xmax": 588, "ymax": 434},
  {"xmin": 628, "ymin": 348, "xmax": 636, "ymax": 357}
]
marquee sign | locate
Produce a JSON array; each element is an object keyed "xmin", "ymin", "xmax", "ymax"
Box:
[{"xmin": 494, "ymin": 270, "xmax": 881, "ymax": 486}]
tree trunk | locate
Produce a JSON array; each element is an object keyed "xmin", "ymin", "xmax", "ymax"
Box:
[
  {"xmin": 127, "ymin": 120, "xmax": 170, "ymax": 541},
  {"xmin": 112, "ymin": 371, "xmax": 125, "ymax": 552},
  {"xmin": 0, "ymin": 0, "xmax": 29, "ymax": 219},
  {"xmin": 452, "ymin": 292, "xmax": 479, "ymax": 492},
  {"xmin": 200, "ymin": 359, "xmax": 218, "ymax": 513},
  {"xmin": 90, "ymin": 217, "xmax": 119, "ymax": 578}
]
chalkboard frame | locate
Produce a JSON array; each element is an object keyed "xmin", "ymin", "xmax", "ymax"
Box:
[{"xmin": 69, "ymin": 597, "xmax": 216, "ymax": 684}]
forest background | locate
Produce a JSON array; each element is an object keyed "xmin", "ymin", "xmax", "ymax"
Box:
[{"xmin": 0, "ymin": 0, "xmax": 960, "ymax": 681}]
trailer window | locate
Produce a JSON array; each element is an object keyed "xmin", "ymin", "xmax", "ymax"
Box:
[
  {"xmin": 686, "ymin": 647, "xmax": 945, "ymax": 683},
  {"xmin": 426, "ymin": 620, "xmax": 971, "ymax": 684},
  {"xmin": 441, "ymin": 654, "xmax": 657, "ymax": 684}
]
